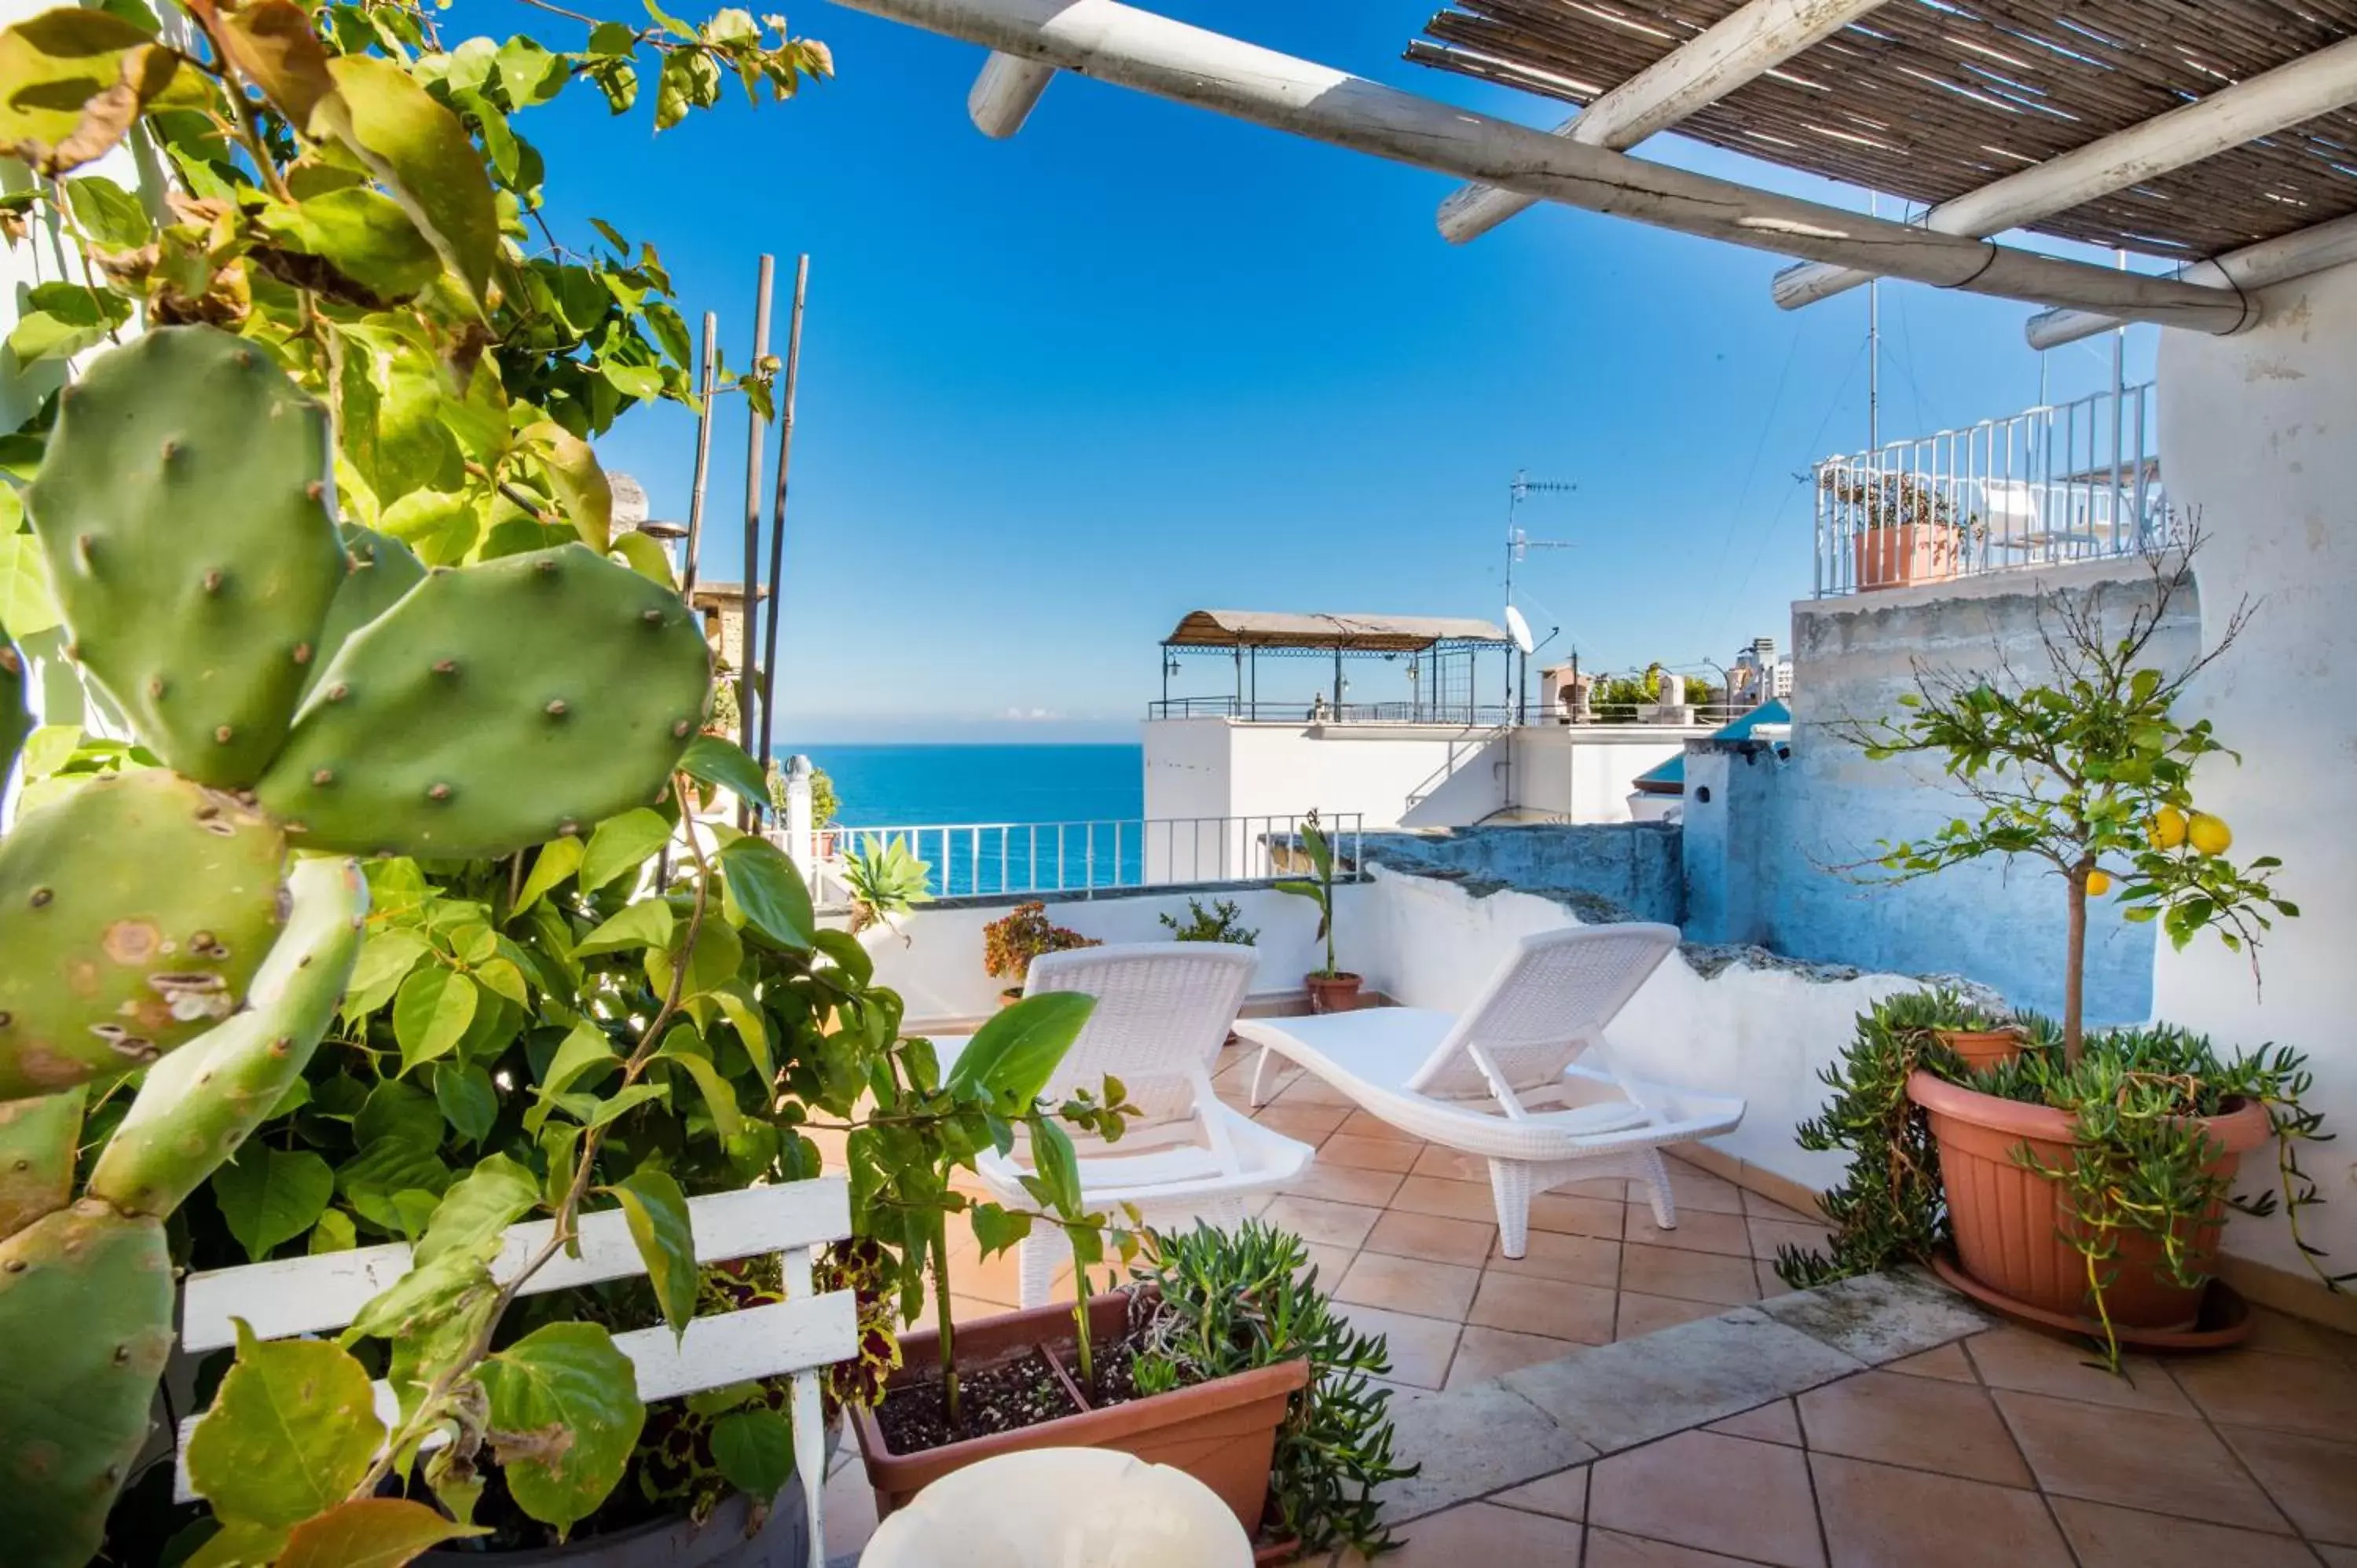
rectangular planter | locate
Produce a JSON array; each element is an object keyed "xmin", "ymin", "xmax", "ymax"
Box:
[
  {"xmin": 852, "ymin": 1289, "xmax": 1309, "ymax": 1536},
  {"xmin": 1853, "ymin": 523, "xmax": 1959, "ymax": 591}
]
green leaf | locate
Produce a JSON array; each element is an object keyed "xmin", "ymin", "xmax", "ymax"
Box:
[
  {"xmin": 63, "ymin": 175, "xmax": 148, "ymax": 247},
  {"xmin": 1030, "ymin": 1116, "xmax": 1083, "ymax": 1217},
  {"xmin": 658, "ymin": 1027, "xmax": 744, "ymax": 1139},
  {"xmin": 512, "ymin": 836, "xmax": 585, "ymax": 918},
  {"xmin": 186, "ymin": 1322, "xmax": 385, "ymax": 1530},
  {"xmin": 519, "ymin": 419, "xmax": 613, "ymax": 551},
  {"xmin": 946, "ymin": 991, "xmax": 1095, "ymax": 1107},
  {"xmin": 0, "ymin": 8, "xmax": 154, "ymax": 154},
  {"xmin": 211, "ymin": 1148, "xmax": 334, "ymax": 1263},
  {"xmin": 0, "ymin": 532, "xmax": 60, "ymax": 637},
  {"xmin": 812, "ymin": 928, "xmax": 873, "ymax": 987},
  {"xmin": 680, "ymin": 735, "xmax": 768, "ymax": 808},
  {"xmin": 608, "ymin": 528, "xmax": 675, "ymax": 587},
  {"xmin": 343, "ymin": 928, "xmax": 432, "ymax": 1019},
  {"xmin": 709, "ymin": 1408, "xmax": 793, "ymax": 1500},
  {"xmin": 575, "ymin": 896, "xmax": 674, "ymax": 958},
  {"xmin": 335, "ymin": 1136, "xmax": 452, "ymax": 1233},
  {"xmin": 258, "ymin": 187, "xmax": 441, "ymax": 302},
  {"xmin": 6, "ymin": 281, "xmax": 129, "ymax": 362},
  {"xmin": 480, "ymin": 1323, "xmax": 645, "ymax": 1533},
  {"xmin": 274, "ymin": 1497, "xmax": 482, "ymax": 1567},
  {"xmin": 415, "ymin": 1152, "xmax": 537, "ymax": 1265},
  {"xmin": 711, "ymin": 983, "xmax": 772, "ymax": 1079},
  {"xmin": 586, "ymin": 1081, "xmax": 668, "ymax": 1129},
  {"xmin": 718, "ymin": 836, "xmax": 814, "ymax": 950},
  {"xmin": 970, "ymin": 1201, "xmax": 1033, "ymax": 1258},
  {"xmin": 607, "ymin": 1167, "xmax": 697, "ymax": 1339},
  {"xmin": 433, "ymin": 1061, "xmax": 499, "ymax": 1144},
  {"xmin": 539, "ymin": 1020, "xmax": 619, "ymax": 1098},
  {"xmin": 394, "ymin": 965, "xmax": 478, "ymax": 1074},
  {"xmin": 310, "ymin": 1209, "xmax": 357, "ymax": 1255},
  {"xmin": 319, "ymin": 55, "xmax": 500, "ymax": 305},
  {"xmin": 581, "ymin": 807, "xmax": 673, "ymax": 892}
]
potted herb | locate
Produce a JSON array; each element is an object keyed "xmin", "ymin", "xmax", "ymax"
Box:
[
  {"xmin": 1791, "ymin": 541, "xmax": 2341, "ymax": 1365},
  {"xmin": 981, "ymin": 900, "xmax": 1099, "ymax": 1006},
  {"xmin": 1822, "ymin": 471, "xmax": 1974, "ymax": 592},
  {"xmin": 1160, "ymin": 896, "xmax": 1260, "ymax": 946},
  {"xmin": 1275, "ymin": 811, "xmax": 1361, "ymax": 1013},
  {"xmin": 855, "ymin": 1220, "xmax": 1413, "ymax": 1561}
]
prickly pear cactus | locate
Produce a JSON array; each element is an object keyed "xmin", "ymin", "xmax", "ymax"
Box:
[
  {"xmin": 302, "ymin": 523, "xmax": 425, "ymax": 701},
  {"xmin": 0, "ymin": 628, "xmax": 26, "ymax": 789},
  {"xmin": 0, "ymin": 1086, "xmax": 80, "ymax": 1236},
  {"xmin": 0, "ymin": 770, "xmax": 288, "ymax": 1100},
  {"xmin": 0, "ymin": 1198, "xmax": 175, "ymax": 1564},
  {"xmin": 24, "ymin": 327, "xmax": 346, "ymax": 788},
  {"xmin": 258, "ymin": 543, "xmax": 713, "ymax": 858}
]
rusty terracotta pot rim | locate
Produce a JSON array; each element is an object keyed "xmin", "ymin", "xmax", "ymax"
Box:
[{"xmin": 1904, "ymin": 1068, "xmax": 2275, "ymax": 1152}]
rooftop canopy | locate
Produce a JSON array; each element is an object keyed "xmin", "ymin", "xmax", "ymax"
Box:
[{"xmin": 1161, "ymin": 610, "xmax": 1512, "ymax": 654}]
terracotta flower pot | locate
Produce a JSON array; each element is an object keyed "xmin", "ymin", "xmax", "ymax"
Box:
[
  {"xmin": 1932, "ymin": 1026, "xmax": 2029, "ymax": 1072},
  {"xmin": 1305, "ymin": 973, "xmax": 1363, "ymax": 1014},
  {"xmin": 1853, "ymin": 524, "xmax": 1959, "ymax": 591},
  {"xmin": 1907, "ymin": 1070, "xmax": 2273, "ymax": 1330},
  {"xmin": 852, "ymin": 1291, "xmax": 1308, "ymax": 1538}
]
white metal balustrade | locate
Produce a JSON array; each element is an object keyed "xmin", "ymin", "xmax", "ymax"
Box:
[
  {"xmin": 794, "ymin": 812, "xmax": 1364, "ymax": 904},
  {"xmin": 1815, "ymin": 382, "xmax": 2165, "ymax": 597}
]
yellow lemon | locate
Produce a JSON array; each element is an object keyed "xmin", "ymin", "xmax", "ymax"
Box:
[
  {"xmin": 2187, "ymin": 812, "xmax": 2233, "ymax": 856},
  {"xmin": 2085, "ymin": 869, "xmax": 2113, "ymax": 896},
  {"xmin": 2150, "ymin": 806, "xmax": 2188, "ymax": 850}
]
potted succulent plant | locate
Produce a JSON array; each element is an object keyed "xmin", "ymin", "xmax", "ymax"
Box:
[
  {"xmin": 1791, "ymin": 540, "xmax": 2342, "ymax": 1366},
  {"xmin": 981, "ymin": 900, "xmax": 1099, "ymax": 1006},
  {"xmin": 1823, "ymin": 471, "xmax": 1972, "ymax": 592},
  {"xmin": 843, "ymin": 833, "xmax": 935, "ymax": 936},
  {"xmin": 1275, "ymin": 812, "xmax": 1360, "ymax": 1013}
]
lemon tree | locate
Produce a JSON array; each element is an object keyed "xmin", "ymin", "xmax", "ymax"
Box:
[{"xmin": 1838, "ymin": 537, "xmax": 2297, "ymax": 1057}]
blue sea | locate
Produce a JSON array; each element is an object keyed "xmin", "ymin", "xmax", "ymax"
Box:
[{"xmin": 792, "ymin": 743, "xmax": 1145, "ymax": 896}]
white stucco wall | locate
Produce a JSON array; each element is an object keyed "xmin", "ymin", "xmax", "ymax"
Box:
[
  {"xmin": 1508, "ymin": 726, "xmax": 1691, "ymax": 824},
  {"xmin": 2154, "ymin": 258, "xmax": 2357, "ymax": 1277}
]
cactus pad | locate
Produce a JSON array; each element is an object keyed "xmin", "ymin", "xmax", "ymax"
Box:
[
  {"xmin": 24, "ymin": 326, "xmax": 345, "ymax": 787},
  {"xmin": 302, "ymin": 523, "xmax": 425, "ymax": 701},
  {"xmin": 0, "ymin": 1200, "xmax": 174, "ymax": 1568},
  {"xmin": 0, "ymin": 771, "xmax": 288, "ymax": 1101},
  {"xmin": 91, "ymin": 856, "xmax": 366, "ymax": 1218},
  {"xmin": 258, "ymin": 544, "xmax": 711, "ymax": 859},
  {"xmin": 0, "ymin": 1088, "xmax": 80, "ymax": 1237},
  {"xmin": 0, "ymin": 629, "xmax": 26, "ymax": 793}
]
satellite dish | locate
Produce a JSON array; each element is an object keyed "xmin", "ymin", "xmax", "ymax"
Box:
[{"xmin": 1504, "ymin": 605, "xmax": 1536, "ymax": 656}]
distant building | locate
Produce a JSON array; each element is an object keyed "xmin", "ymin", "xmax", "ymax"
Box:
[{"xmin": 1733, "ymin": 636, "xmax": 1794, "ymax": 703}]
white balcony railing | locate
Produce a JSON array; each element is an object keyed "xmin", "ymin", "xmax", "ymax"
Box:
[
  {"xmin": 1814, "ymin": 383, "xmax": 2163, "ymax": 597},
  {"xmin": 798, "ymin": 812, "xmax": 1365, "ymax": 905}
]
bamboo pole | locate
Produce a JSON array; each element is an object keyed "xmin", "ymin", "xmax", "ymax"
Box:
[
  {"xmin": 737, "ymin": 256, "xmax": 775, "ymax": 827},
  {"xmin": 754, "ymin": 255, "xmax": 809, "ymax": 819},
  {"xmin": 679, "ymin": 312, "xmax": 719, "ymax": 598}
]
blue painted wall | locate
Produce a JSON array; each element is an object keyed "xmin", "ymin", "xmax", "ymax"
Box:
[{"xmin": 1358, "ymin": 823, "xmax": 1683, "ymax": 926}]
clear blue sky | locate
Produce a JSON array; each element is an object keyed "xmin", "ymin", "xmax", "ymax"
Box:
[{"xmin": 504, "ymin": 0, "xmax": 2160, "ymax": 742}]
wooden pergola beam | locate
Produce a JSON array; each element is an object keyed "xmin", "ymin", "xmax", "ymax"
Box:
[
  {"xmin": 845, "ymin": 0, "xmax": 2256, "ymax": 332},
  {"xmin": 2025, "ymin": 211, "xmax": 2357, "ymax": 350},
  {"xmin": 1439, "ymin": 0, "xmax": 1888, "ymax": 244},
  {"xmin": 1776, "ymin": 35, "xmax": 2357, "ymax": 310},
  {"xmin": 970, "ymin": 50, "xmax": 1054, "ymax": 137}
]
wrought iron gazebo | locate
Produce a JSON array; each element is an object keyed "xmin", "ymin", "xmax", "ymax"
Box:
[{"xmin": 1153, "ymin": 609, "xmax": 1516, "ymax": 724}]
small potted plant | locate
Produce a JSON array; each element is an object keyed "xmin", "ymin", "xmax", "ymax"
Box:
[
  {"xmin": 1823, "ymin": 470, "xmax": 1972, "ymax": 591},
  {"xmin": 1275, "ymin": 812, "xmax": 1360, "ymax": 1013},
  {"xmin": 844, "ymin": 834, "xmax": 934, "ymax": 936},
  {"xmin": 1160, "ymin": 896, "xmax": 1259, "ymax": 946},
  {"xmin": 981, "ymin": 900, "xmax": 1099, "ymax": 1006}
]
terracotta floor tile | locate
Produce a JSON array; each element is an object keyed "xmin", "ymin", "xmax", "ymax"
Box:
[
  {"xmin": 1744, "ymin": 1217, "xmax": 1832, "ymax": 1262},
  {"xmin": 1590, "ymin": 1430, "xmax": 1824, "ymax": 1567},
  {"xmin": 1552, "ymin": 1175, "xmax": 1630, "ymax": 1201},
  {"xmin": 1706, "ymin": 1398, "xmax": 1801, "ymax": 1446},
  {"xmin": 1252, "ymin": 1100, "xmax": 1351, "ymax": 1142},
  {"xmin": 1388, "ymin": 1174, "xmax": 1499, "ymax": 1223},
  {"xmin": 1468, "ymin": 1272, "xmax": 1618, "ymax": 1344},
  {"xmin": 2169, "ymin": 1348, "xmax": 2357, "ymax": 1440},
  {"xmin": 2319, "ymin": 1547, "xmax": 2357, "ymax": 1567},
  {"xmin": 2242, "ymin": 1306, "xmax": 2357, "ymax": 1365},
  {"xmin": 1993, "ymin": 1388, "xmax": 2292, "ymax": 1532},
  {"xmin": 1446, "ymin": 1324, "xmax": 1580, "ymax": 1388},
  {"xmin": 821, "ymin": 1445, "xmax": 880, "ymax": 1559},
  {"xmin": 2051, "ymin": 1497, "xmax": 2326, "ymax": 1568},
  {"xmin": 2219, "ymin": 1423, "xmax": 2357, "ymax": 1544},
  {"xmin": 1623, "ymin": 1207, "xmax": 1753, "ymax": 1258},
  {"xmin": 1272, "ymin": 1072, "xmax": 1358, "ymax": 1108},
  {"xmin": 1883, "ymin": 1342, "xmax": 1978, "ymax": 1383},
  {"xmin": 1409, "ymin": 1145, "xmax": 1488, "ymax": 1183},
  {"xmin": 1332, "ymin": 1302, "xmax": 1464, "ymax": 1391},
  {"xmin": 1366, "ymin": 1209, "xmax": 1497, "ymax": 1267},
  {"xmin": 1490, "ymin": 1464, "xmax": 1588, "ymax": 1521},
  {"xmin": 1527, "ymin": 1191, "xmax": 1626, "ymax": 1239},
  {"xmin": 1963, "ymin": 1325, "xmax": 2195, "ymax": 1414},
  {"xmin": 1334, "ymin": 1108, "xmax": 1418, "ymax": 1143},
  {"xmin": 1262, "ymin": 1195, "xmax": 1382, "ymax": 1250},
  {"xmin": 1488, "ymin": 1229, "xmax": 1621, "ymax": 1288},
  {"xmin": 1615, "ymin": 1291, "xmax": 1731, "ymax": 1341},
  {"xmin": 1282, "ymin": 1162, "xmax": 1409, "ymax": 1209},
  {"xmin": 1319, "ymin": 1132, "xmax": 1423, "ymax": 1173},
  {"xmin": 1378, "ymin": 1500, "xmax": 1584, "ymax": 1564},
  {"xmin": 1619, "ymin": 1243, "xmax": 1762, "ymax": 1307},
  {"xmin": 1810, "ymin": 1453, "xmax": 2071, "ymax": 1568},
  {"xmin": 1582, "ymin": 1529, "xmax": 1772, "ymax": 1566},
  {"xmin": 1296, "ymin": 1241, "xmax": 1357, "ymax": 1289},
  {"xmin": 1741, "ymin": 1191, "xmax": 1822, "ymax": 1225},
  {"xmin": 1334, "ymin": 1251, "xmax": 1482, "ymax": 1321},
  {"xmin": 1797, "ymin": 1369, "xmax": 2033, "ymax": 1487},
  {"xmin": 1657, "ymin": 1162, "xmax": 1747, "ymax": 1217}
]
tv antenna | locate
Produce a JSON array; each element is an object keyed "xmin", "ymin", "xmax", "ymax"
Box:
[{"xmin": 1503, "ymin": 471, "xmax": 1575, "ymax": 716}]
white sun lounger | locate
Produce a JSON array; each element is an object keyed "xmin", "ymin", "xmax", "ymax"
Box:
[{"xmin": 1233, "ymin": 925, "xmax": 1744, "ymax": 1256}]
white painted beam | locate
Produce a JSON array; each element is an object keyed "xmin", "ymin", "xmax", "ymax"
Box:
[
  {"xmin": 1439, "ymin": 0, "xmax": 1887, "ymax": 244},
  {"xmin": 971, "ymin": 49, "xmax": 1055, "ymax": 136},
  {"xmin": 1776, "ymin": 35, "xmax": 2357, "ymax": 310},
  {"xmin": 843, "ymin": 0, "xmax": 2254, "ymax": 332},
  {"xmin": 2025, "ymin": 211, "xmax": 2357, "ymax": 350}
]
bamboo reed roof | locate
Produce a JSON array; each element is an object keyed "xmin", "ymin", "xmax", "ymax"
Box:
[
  {"xmin": 1162, "ymin": 610, "xmax": 1511, "ymax": 651},
  {"xmin": 1409, "ymin": 1, "xmax": 2357, "ymax": 261}
]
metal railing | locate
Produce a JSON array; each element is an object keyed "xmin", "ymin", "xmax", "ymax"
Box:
[
  {"xmin": 1149, "ymin": 697, "xmax": 1745, "ymax": 727},
  {"xmin": 805, "ymin": 812, "xmax": 1365, "ymax": 903},
  {"xmin": 1814, "ymin": 382, "xmax": 2164, "ymax": 597}
]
